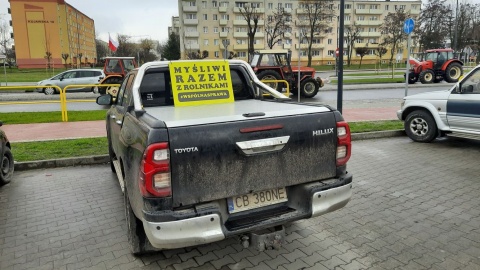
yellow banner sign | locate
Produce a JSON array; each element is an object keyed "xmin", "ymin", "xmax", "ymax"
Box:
[{"xmin": 169, "ymin": 61, "xmax": 234, "ymax": 107}]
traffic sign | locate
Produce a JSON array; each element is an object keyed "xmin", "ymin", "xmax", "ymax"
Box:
[
  {"xmin": 335, "ymin": 48, "xmax": 339, "ymax": 57},
  {"xmin": 404, "ymin": 18, "xmax": 415, "ymax": 35}
]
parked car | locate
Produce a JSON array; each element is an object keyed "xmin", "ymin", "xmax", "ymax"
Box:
[
  {"xmin": 0, "ymin": 121, "xmax": 14, "ymax": 185},
  {"xmin": 36, "ymin": 69, "xmax": 105, "ymax": 95},
  {"xmin": 397, "ymin": 64, "xmax": 480, "ymax": 142}
]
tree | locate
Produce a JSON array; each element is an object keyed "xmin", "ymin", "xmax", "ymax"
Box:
[
  {"xmin": 0, "ymin": 20, "xmax": 12, "ymax": 65},
  {"xmin": 162, "ymin": 32, "xmax": 180, "ymax": 60},
  {"xmin": 78, "ymin": 52, "xmax": 83, "ymax": 68},
  {"xmin": 115, "ymin": 34, "xmax": 137, "ymax": 57},
  {"xmin": 355, "ymin": 47, "xmax": 369, "ymax": 68},
  {"xmin": 375, "ymin": 47, "xmax": 388, "ymax": 70},
  {"xmin": 5, "ymin": 47, "xmax": 15, "ymax": 68},
  {"xmin": 138, "ymin": 38, "xmax": 157, "ymax": 63},
  {"xmin": 345, "ymin": 22, "xmax": 361, "ymax": 66},
  {"xmin": 185, "ymin": 50, "xmax": 208, "ymax": 59},
  {"xmin": 95, "ymin": 38, "xmax": 108, "ymax": 62},
  {"xmin": 417, "ymin": 0, "xmax": 450, "ymax": 50},
  {"xmin": 298, "ymin": 0, "xmax": 335, "ymax": 67},
  {"xmin": 239, "ymin": 4, "xmax": 261, "ymax": 60},
  {"xmin": 265, "ymin": 8, "xmax": 289, "ymax": 49},
  {"xmin": 380, "ymin": 8, "xmax": 408, "ymax": 65},
  {"xmin": 228, "ymin": 51, "xmax": 238, "ymax": 59},
  {"xmin": 61, "ymin": 53, "xmax": 70, "ymax": 69}
]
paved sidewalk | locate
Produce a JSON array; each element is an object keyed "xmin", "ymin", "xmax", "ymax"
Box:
[{"xmin": 2, "ymin": 107, "xmax": 398, "ymax": 143}]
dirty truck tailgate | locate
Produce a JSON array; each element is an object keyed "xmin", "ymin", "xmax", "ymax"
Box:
[{"xmin": 144, "ymin": 99, "xmax": 338, "ymax": 208}]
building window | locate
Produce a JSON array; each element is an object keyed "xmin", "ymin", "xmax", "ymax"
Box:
[
  {"xmin": 214, "ymin": 51, "xmax": 219, "ymax": 57},
  {"xmin": 221, "ymin": 27, "xmax": 229, "ymax": 32},
  {"xmin": 204, "ymin": 39, "xmax": 209, "ymax": 45},
  {"xmin": 370, "ymin": 4, "xmax": 378, "ymax": 9},
  {"xmin": 187, "ymin": 1, "xmax": 196, "ymax": 6},
  {"xmin": 220, "ymin": 1, "xmax": 228, "ymax": 7},
  {"xmin": 268, "ymin": 3, "xmax": 273, "ymax": 9},
  {"xmin": 285, "ymin": 3, "xmax": 292, "ymax": 9},
  {"xmin": 385, "ymin": 5, "xmax": 389, "ymax": 11},
  {"xmin": 203, "ymin": 14, "xmax": 208, "ymax": 20},
  {"xmin": 214, "ymin": 39, "xmax": 219, "ymax": 45},
  {"xmin": 213, "ymin": 14, "xmax": 218, "ymax": 20},
  {"xmin": 328, "ymin": 50, "xmax": 335, "ymax": 56},
  {"xmin": 238, "ymin": 52, "xmax": 247, "ymax": 57},
  {"xmin": 186, "ymin": 14, "xmax": 197, "ymax": 19},
  {"xmin": 345, "ymin": 4, "xmax": 351, "ymax": 9},
  {"xmin": 221, "ymin": 14, "xmax": 229, "ymax": 20},
  {"xmin": 328, "ymin": 39, "xmax": 332, "ymax": 45},
  {"xmin": 357, "ymin": 4, "xmax": 365, "ymax": 9},
  {"xmin": 345, "ymin": 15, "xmax": 351, "ymax": 21},
  {"xmin": 203, "ymin": 26, "xmax": 208, "ymax": 33},
  {"xmin": 212, "ymin": 1, "xmax": 218, "ymax": 8},
  {"xmin": 202, "ymin": 1, "xmax": 207, "ymax": 8},
  {"xmin": 357, "ymin": 16, "xmax": 365, "ymax": 21},
  {"xmin": 214, "ymin": 27, "xmax": 219, "ymax": 33}
]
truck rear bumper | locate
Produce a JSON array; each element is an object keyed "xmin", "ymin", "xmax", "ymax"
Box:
[
  {"xmin": 143, "ymin": 214, "xmax": 225, "ymax": 249},
  {"xmin": 142, "ymin": 177, "xmax": 352, "ymax": 250}
]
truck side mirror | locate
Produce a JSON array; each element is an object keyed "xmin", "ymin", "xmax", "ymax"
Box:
[{"xmin": 96, "ymin": 94, "xmax": 112, "ymax": 105}]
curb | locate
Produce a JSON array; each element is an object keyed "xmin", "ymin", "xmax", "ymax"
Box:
[{"xmin": 13, "ymin": 130, "xmax": 406, "ymax": 171}]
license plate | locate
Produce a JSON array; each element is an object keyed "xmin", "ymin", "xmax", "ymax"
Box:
[{"xmin": 227, "ymin": 187, "xmax": 288, "ymax": 214}]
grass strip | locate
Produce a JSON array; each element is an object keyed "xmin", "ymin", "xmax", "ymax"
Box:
[
  {"xmin": 0, "ymin": 110, "xmax": 107, "ymax": 124},
  {"xmin": 12, "ymin": 137, "xmax": 108, "ymax": 162},
  {"xmin": 9, "ymin": 120, "xmax": 403, "ymax": 162}
]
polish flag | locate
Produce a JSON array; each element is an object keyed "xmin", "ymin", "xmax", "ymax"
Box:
[{"xmin": 108, "ymin": 34, "xmax": 119, "ymax": 52}]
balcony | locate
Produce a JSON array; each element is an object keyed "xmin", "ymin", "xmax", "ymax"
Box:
[
  {"xmin": 220, "ymin": 20, "xmax": 228, "ymax": 26},
  {"xmin": 284, "ymin": 8, "xmax": 292, "ymax": 13},
  {"xmin": 219, "ymin": 31, "xmax": 228, "ymax": 38},
  {"xmin": 356, "ymin": 20, "xmax": 382, "ymax": 26},
  {"xmin": 183, "ymin": 5, "xmax": 198, "ymax": 12},
  {"xmin": 185, "ymin": 43, "xmax": 200, "ymax": 50},
  {"xmin": 359, "ymin": 31, "xmax": 381, "ymax": 37},
  {"xmin": 283, "ymin": 44, "xmax": 292, "ymax": 49},
  {"xmin": 255, "ymin": 32, "xmax": 264, "ymax": 38},
  {"xmin": 409, "ymin": 9, "xmax": 420, "ymax": 15},
  {"xmin": 284, "ymin": 32, "xmax": 292, "ymax": 38},
  {"xmin": 184, "ymin": 31, "xmax": 199, "ymax": 37},
  {"xmin": 233, "ymin": 7, "xmax": 264, "ymax": 13},
  {"xmin": 219, "ymin": 6, "xmax": 227, "ymax": 13},
  {"xmin": 234, "ymin": 20, "xmax": 247, "ymax": 26},
  {"xmin": 184, "ymin": 19, "xmax": 199, "ymax": 25},
  {"xmin": 355, "ymin": 9, "xmax": 383, "ymax": 15},
  {"xmin": 296, "ymin": 8, "xmax": 307, "ymax": 14},
  {"xmin": 234, "ymin": 44, "xmax": 248, "ymax": 50},
  {"xmin": 234, "ymin": 32, "xmax": 248, "ymax": 38},
  {"xmin": 254, "ymin": 44, "xmax": 264, "ymax": 49},
  {"xmin": 295, "ymin": 44, "xmax": 325, "ymax": 49}
]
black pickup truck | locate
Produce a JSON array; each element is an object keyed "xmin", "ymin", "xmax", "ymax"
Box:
[{"xmin": 97, "ymin": 60, "xmax": 353, "ymax": 255}]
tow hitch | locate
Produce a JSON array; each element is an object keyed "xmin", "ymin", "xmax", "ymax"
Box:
[{"xmin": 241, "ymin": 225, "xmax": 285, "ymax": 251}]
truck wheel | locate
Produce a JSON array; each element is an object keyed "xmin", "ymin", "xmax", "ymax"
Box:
[
  {"xmin": 404, "ymin": 110, "xmax": 438, "ymax": 143},
  {"xmin": 257, "ymin": 70, "xmax": 283, "ymax": 91},
  {"xmin": 444, "ymin": 63, "xmax": 463, "ymax": 83},
  {"xmin": 419, "ymin": 70, "xmax": 435, "ymax": 84},
  {"xmin": 407, "ymin": 73, "xmax": 418, "ymax": 84},
  {"xmin": 300, "ymin": 78, "xmax": 319, "ymax": 98},
  {"xmin": 0, "ymin": 147, "xmax": 14, "ymax": 185},
  {"xmin": 124, "ymin": 190, "xmax": 152, "ymax": 255}
]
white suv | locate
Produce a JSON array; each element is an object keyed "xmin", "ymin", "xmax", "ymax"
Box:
[
  {"xmin": 36, "ymin": 69, "xmax": 105, "ymax": 95},
  {"xmin": 397, "ymin": 65, "xmax": 480, "ymax": 142}
]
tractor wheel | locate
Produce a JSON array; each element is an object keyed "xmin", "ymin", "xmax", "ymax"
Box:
[
  {"xmin": 257, "ymin": 70, "xmax": 283, "ymax": 92},
  {"xmin": 300, "ymin": 78, "xmax": 319, "ymax": 98},
  {"xmin": 444, "ymin": 63, "xmax": 463, "ymax": 83},
  {"xmin": 419, "ymin": 70, "xmax": 435, "ymax": 84},
  {"xmin": 101, "ymin": 77, "xmax": 123, "ymax": 97},
  {"xmin": 433, "ymin": 78, "xmax": 443, "ymax": 83}
]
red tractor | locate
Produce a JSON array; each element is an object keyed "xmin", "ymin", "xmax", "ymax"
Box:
[
  {"xmin": 95, "ymin": 57, "xmax": 138, "ymax": 96},
  {"xmin": 250, "ymin": 50, "xmax": 323, "ymax": 98},
  {"xmin": 406, "ymin": 49, "xmax": 463, "ymax": 84}
]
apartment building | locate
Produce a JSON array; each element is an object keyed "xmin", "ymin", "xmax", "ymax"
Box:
[
  {"xmin": 9, "ymin": 0, "xmax": 97, "ymax": 68},
  {"xmin": 177, "ymin": 0, "xmax": 421, "ymax": 65}
]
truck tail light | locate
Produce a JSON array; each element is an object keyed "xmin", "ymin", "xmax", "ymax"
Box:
[
  {"xmin": 139, "ymin": 142, "xmax": 171, "ymax": 197},
  {"xmin": 336, "ymin": 121, "xmax": 351, "ymax": 166}
]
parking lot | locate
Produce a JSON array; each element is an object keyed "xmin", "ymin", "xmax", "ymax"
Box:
[{"xmin": 1, "ymin": 137, "xmax": 479, "ymax": 270}]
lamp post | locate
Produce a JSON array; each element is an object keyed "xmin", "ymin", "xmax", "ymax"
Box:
[
  {"xmin": 297, "ymin": 27, "xmax": 305, "ymax": 102},
  {"xmin": 453, "ymin": 0, "xmax": 459, "ymax": 51}
]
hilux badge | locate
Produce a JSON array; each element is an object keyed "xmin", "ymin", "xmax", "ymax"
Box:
[{"xmin": 313, "ymin": 128, "xmax": 334, "ymax": 136}]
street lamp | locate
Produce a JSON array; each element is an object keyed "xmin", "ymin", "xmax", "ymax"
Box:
[{"xmin": 297, "ymin": 27, "xmax": 306, "ymax": 102}]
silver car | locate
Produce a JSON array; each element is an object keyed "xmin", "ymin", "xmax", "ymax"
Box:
[{"xmin": 36, "ymin": 69, "xmax": 105, "ymax": 95}]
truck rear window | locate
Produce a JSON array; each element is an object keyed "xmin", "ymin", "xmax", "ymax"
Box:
[{"xmin": 139, "ymin": 69, "xmax": 253, "ymax": 107}]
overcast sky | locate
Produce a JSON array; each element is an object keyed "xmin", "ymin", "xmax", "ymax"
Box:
[
  {"xmin": 2, "ymin": 0, "xmax": 480, "ymax": 45},
  {"xmin": 0, "ymin": 1, "xmax": 179, "ymax": 44}
]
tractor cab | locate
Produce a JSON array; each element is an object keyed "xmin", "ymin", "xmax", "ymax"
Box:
[
  {"xmin": 104, "ymin": 57, "xmax": 136, "ymax": 76},
  {"xmin": 96, "ymin": 57, "xmax": 138, "ymax": 96}
]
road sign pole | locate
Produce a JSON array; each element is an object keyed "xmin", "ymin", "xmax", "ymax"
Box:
[
  {"xmin": 403, "ymin": 18, "xmax": 414, "ymax": 97},
  {"xmin": 405, "ymin": 34, "xmax": 411, "ymax": 97}
]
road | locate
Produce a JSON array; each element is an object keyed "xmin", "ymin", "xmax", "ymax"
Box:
[
  {"xmin": 1, "ymin": 137, "xmax": 479, "ymax": 269},
  {"xmin": 0, "ymin": 83, "xmax": 452, "ymax": 112}
]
